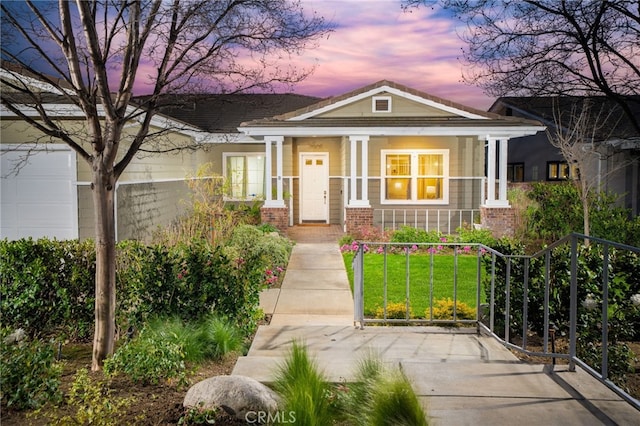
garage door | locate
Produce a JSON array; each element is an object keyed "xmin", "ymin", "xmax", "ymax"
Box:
[{"xmin": 1, "ymin": 146, "xmax": 78, "ymax": 240}]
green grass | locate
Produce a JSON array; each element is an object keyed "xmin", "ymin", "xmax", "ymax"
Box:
[{"xmin": 343, "ymin": 252, "xmax": 484, "ymax": 318}]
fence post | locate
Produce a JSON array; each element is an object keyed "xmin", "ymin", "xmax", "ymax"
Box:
[
  {"xmin": 601, "ymin": 243, "xmax": 610, "ymax": 380},
  {"xmin": 569, "ymin": 235, "xmax": 578, "ymax": 372},
  {"xmin": 353, "ymin": 244, "xmax": 364, "ymax": 329}
]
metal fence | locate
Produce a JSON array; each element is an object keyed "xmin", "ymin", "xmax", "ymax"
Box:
[{"xmin": 352, "ymin": 234, "xmax": 640, "ymax": 410}]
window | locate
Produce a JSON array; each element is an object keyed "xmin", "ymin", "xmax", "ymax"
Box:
[
  {"xmin": 381, "ymin": 150, "xmax": 449, "ymax": 204},
  {"xmin": 547, "ymin": 161, "xmax": 578, "ymax": 181},
  {"xmin": 223, "ymin": 153, "xmax": 265, "ymax": 199},
  {"xmin": 372, "ymin": 96, "xmax": 391, "ymax": 113},
  {"xmin": 507, "ymin": 163, "xmax": 524, "ymax": 182}
]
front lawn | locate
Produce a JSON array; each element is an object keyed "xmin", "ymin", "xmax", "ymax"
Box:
[{"xmin": 343, "ymin": 251, "xmax": 484, "ymax": 318}]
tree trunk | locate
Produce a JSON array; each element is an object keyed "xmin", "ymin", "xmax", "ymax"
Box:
[{"xmin": 91, "ymin": 159, "xmax": 117, "ymax": 371}]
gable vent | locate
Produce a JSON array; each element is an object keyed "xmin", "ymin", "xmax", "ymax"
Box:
[{"xmin": 373, "ymin": 96, "xmax": 392, "ymax": 113}]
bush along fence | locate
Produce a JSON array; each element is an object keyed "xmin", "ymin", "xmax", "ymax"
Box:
[
  {"xmin": 0, "ymin": 225, "xmax": 292, "ymax": 341},
  {"xmin": 481, "ymin": 234, "xmax": 640, "ymax": 410}
]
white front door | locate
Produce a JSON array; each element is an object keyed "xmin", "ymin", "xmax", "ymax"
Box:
[{"xmin": 300, "ymin": 153, "xmax": 329, "ymax": 223}]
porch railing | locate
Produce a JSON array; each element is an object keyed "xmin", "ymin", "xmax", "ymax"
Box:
[
  {"xmin": 373, "ymin": 208, "xmax": 479, "ymax": 234},
  {"xmin": 352, "ymin": 234, "xmax": 640, "ymax": 411}
]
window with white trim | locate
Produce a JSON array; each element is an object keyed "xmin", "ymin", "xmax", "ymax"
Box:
[
  {"xmin": 223, "ymin": 153, "xmax": 265, "ymax": 199},
  {"xmin": 381, "ymin": 150, "xmax": 449, "ymax": 204},
  {"xmin": 372, "ymin": 96, "xmax": 392, "ymax": 113}
]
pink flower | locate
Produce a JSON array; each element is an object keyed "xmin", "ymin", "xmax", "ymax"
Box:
[{"xmin": 440, "ymin": 237, "xmax": 447, "ymax": 243}]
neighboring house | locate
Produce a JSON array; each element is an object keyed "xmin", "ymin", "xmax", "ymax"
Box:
[
  {"xmin": 2, "ymin": 70, "xmax": 545, "ymax": 240},
  {"xmin": 489, "ymin": 96, "xmax": 640, "ymax": 216},
  {"xmin": 170, "ymin": 81, "xmax": 544, "ymax": 235}
]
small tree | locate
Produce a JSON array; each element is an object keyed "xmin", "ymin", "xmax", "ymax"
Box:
[
  {"xmin": 547, "ymin": 98, "xmax": 629, "ymax": 241},
  {"xmin": 1, "ymin": 0, "xmax": 329, "ymax": 370}
]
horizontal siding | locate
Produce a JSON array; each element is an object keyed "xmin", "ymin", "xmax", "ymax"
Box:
[{"xmin": 79, "ymin": 180, "xmax": 191, "ymax": 241}]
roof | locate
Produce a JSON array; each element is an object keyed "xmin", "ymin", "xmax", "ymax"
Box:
[
  {"xmin": 238, "ymin": 80, "xmax": 544, "ymax": 138},
  {"xmin": 489, "ymin": 96, "xmax": 640, "ymax": 140},
  {"xmin": 269, "ymin": 80, "xmax": 504, "ymax": 122},
  {"xmin": 141, "ymin": 93, "xmax": 322, "ymax": 133}
]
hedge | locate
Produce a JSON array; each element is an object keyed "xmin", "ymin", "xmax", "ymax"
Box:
[{"xmin": 0, "ymin": 225, "xmax": 292, "ymax": 340}]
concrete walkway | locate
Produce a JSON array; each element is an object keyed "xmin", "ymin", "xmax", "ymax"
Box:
[{"xmin": 232, "ymin": 226, "xmax": 639, "ymax": 425}]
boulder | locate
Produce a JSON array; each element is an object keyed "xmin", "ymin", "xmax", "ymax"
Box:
[{"xmin": 183, "ymin": 375, "xmax": 280, "ymax": 420}]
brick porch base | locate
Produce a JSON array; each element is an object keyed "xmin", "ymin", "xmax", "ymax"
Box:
[
  {"xmin": 480, "ymin": 206, "xmax": 516, "ymax": 238},
  {"xmin": 260, "ymin": 207, "xmax": 289, "ymax": 232},
  {"xmin": 345, "ymin": 206, "xmax": 374, "ymax": 233}
]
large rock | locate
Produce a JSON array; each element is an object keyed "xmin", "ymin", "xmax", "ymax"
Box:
[{"xmin": 183, "ymin": 375, "xmax": 280, "ymax": 420}]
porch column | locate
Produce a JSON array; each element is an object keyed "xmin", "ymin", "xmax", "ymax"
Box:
[
  {"xmin": 346, "ymin": 135, "xmax": 373, "ymax": 233},
  {"xmin": 263, "ymin": 136, "xmax": 285, "ymax": 208},
  {"xmin": 261, "ymin": 135, "xmax": 288, "ymax": 231},
  {"xmin": 498, "ymin": 138, "xmax": 509, "ymax": 204},
  {"xmin": 348, "ymin": 135, "xmax": 370, "ymax": 207},
  {"xmin": 361, "ymin": 136, "xmax": 369, "ymax": 202},
  {"xmin": 484, "ymin": 137, "xmax": 509, "ymax": 208},
  {"xmin": 481, "ymin": 136, "xmax": 513, "ymax": 238},
  {"xmin": 485, "ymin": 137, "xmax": 496, "ymax": 205}
]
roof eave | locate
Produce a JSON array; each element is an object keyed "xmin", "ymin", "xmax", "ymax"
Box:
[{"xmin": 238, "ymin": 125, "xmax": 546, "ymax": 138}]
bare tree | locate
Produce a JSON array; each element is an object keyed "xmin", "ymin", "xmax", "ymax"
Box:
[
  {"xmin": 403, "ymin": 0, "xmax": 640, "ymax": 133},
  {"xmin": 547, "ymin": 99, "xmax": 617, "ymax": 240},
  {"xmin": 1, "ymin": 0, "xmax": 329, "ymax": 370}
]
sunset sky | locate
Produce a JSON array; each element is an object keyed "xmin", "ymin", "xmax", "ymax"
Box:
[{"xmin": 291, "ymin": 0, "xmax": 492, "ymax": 110}]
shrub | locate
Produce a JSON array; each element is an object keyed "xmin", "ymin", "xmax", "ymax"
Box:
[
  {"xmin": 54, "ymin": 368, "xmax": 134, "ymax": 426},
  {"xmin": 103, "ymin": 328, "xmax": 186, "ymax": 385},
  {"xmin": 375, "ymin": 301, "xmax": 413, "ymax": 320},
  {"xmin": 391, "ymin": 226, "xmax": 442, "ymax": 244},
  {"xmin": 431, "ymin": 298, "xmax": 476, "ymax": 321},
  {"xmin": 0, "ymin": 238, "xmax": 95, "ymax": 340},
  {"xmin": 526, "ymin": 182, "xmax": 583, "ymax": 242},
  {"xmin": 1, "ymin": 233, "xmax": 277, "ymax": 340},
  {"xmin": 454, "ymin": 226, "xmax": 496, "ymax": 247},
  {"xmin": 525, "ymin": 182, "xmax": 640, "ymax": 246},
  {"xmin": 0, "ymin": 331, "xmax": 63, "ymax": 410}
]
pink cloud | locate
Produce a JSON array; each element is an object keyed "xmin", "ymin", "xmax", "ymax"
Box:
[{"xmin": 288, "ymin": 0, "xmax": 493, "ymax": 109}]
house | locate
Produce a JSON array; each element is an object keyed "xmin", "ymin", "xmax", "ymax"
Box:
[
  {"xmin": 0, "ymin": 63, "xmax": 215, "ymax": 241},
  {"xmin": 1, "ymin": 70, "xmax": 545, "ymax": 240},
  {"xmin": 489, "ymin": 96, "xmax": 640, "ymax": 216},
  {"xmin": 177, "ymin": 81, "xmax": 544, "ymax": 236}
]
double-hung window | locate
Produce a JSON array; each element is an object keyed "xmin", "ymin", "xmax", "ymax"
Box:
[
  {"xmin": 223, "ymin": 153, "xmax": 265, "ymax": 200},
  {"xmin": 381, "ymin": 149, "xmax": 449, "ymax": 204}
]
